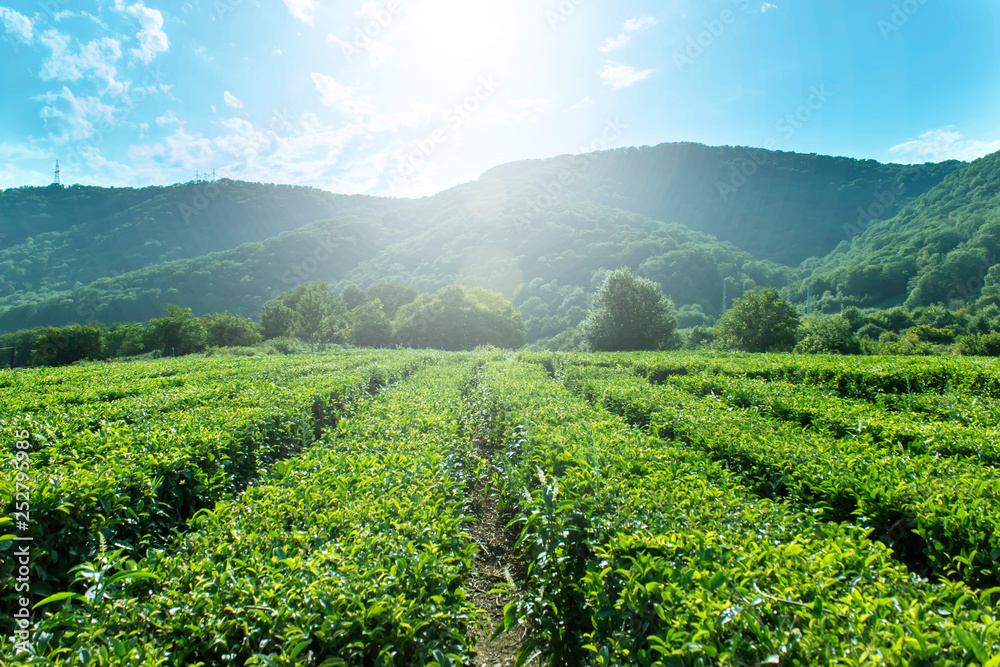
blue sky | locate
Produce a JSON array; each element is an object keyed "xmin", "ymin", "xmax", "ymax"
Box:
[{"xmin": 1, "ymin": 0, "xmax": 998, "ymax": 196}]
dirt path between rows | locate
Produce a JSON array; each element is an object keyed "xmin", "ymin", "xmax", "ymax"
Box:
[{"xmin": 465, "ymin": 435, "xmax": 536, "ymax": 667}]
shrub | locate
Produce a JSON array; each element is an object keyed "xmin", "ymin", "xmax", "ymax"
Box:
[
  {"xmin": 856, "ymin": 323, "xmax": 887, "ymax": 340},
  {"xmin": 685, "ymin": 325, "xmax": 717, "ymax": 349},
  {"xmin": 795, "ymin": 316, "xmax": 861, "ymax": 355},
  {"xmin": 716, "ymin": 288, "xmax": 800, "ymax": 352},
  {"xmin": 144, "ymin": 305, "xmax": 207, "ymax": 356},
  {"xmin": 394, "ymin": 284, "xmax": 526, "ymax": 350},
  {"xmin": 266, "ymin": 337, "xmax": 306, "ymax": 355},
  {"xmin": 956, "ymin": 332, "xmax": 1000, "ymax": 357},
  {"xmin": 201, "ymin": 312, "xmax": 262, "ymax": 348},
  {"xmin": 258, "ymin": 302, "xmax": 296, "ymax": 340},
  {"xmin": 580, "ymin": 268, "xmax": 677, "ymax": 351},
  {"xmin": 349, "ymin": 299, "xmax": 393, "ymax": 348},
  {"xmin": 30, "ymin": 324, "xmax": 107, "ymax": 367}
]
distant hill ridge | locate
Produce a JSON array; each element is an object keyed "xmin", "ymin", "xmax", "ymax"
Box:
[
  {"xmin": 0, "ymin": 142, "xmax": 983, "ymax": 340},
  {"xmin": 800, "ymin": 149, "xmax": 1000, "ymax": 311}
]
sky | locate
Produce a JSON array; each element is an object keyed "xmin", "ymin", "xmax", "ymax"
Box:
[{"xmin": 1, "ymin": 0, "xmax": 999, "ymax": 197}]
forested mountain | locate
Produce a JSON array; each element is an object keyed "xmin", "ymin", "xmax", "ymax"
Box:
[
  {"xmin": 0, "ymin": 200, "xmax": 787, "ymax": 342},
  {"xmin": 339, "ymin": 197, "xmax": 794, "ymax": 340},
  {"xmin": 800, "ymin": 150, "xmax": 1000, "ymax": 311},
  {"xmin": 0, "ymin": 181, "xmax": 395, "ymax": 302},
  {"xmin": 0, "ymin": 142, "xmax": 987, "ymax": 343},
  {"xmin": 477, "ymin": 143, "xmax": 962, "ymax": 264}
]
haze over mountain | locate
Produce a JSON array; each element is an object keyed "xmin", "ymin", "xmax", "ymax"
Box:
[{"xmin": 0, "ymin": 141, "xmax": 993, "ymax": 343}]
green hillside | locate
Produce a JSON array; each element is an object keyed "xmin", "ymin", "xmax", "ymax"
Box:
[
  {"xmin": 0, "ymin": 200, "xmax": 788, "ymax": 342},
  {"xmin": 479, "ymin": 142, "xmax": 962, "ymax": 265},
  {"xmin": 0, "ymin": 180, "xmax": 394, "ymax": 303},
  {"xmin": 0, "ymin": 142, "xmax": 976, "ymax": 342},
  {"xmin": 800, "ymin": 150, "xmax": 1000, "ymax": 310}
]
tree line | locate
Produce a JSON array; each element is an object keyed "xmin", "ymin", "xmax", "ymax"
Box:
[
  {"xmin": 6, "ymin": 270, "xmax": 1000, "ymax": 369},
  {"xmin": 0, "ymin": 281, "xmax": 525, "ymax": 368},
  {"xmin": 551, "ymin": 270, "xmax": 1000, "ymax": 358}
]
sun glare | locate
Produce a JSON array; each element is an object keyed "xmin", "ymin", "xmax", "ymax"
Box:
[{"xmin": 389, "ymin": 0, "xmax": 541, "ymax": 95}]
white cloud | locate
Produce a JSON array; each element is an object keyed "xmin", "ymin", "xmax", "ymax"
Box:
[
  {"xmin": 155, "ymin": 111, "xmax": 180, "ymax": 126},
  {"xmin": 272, "ymin": 48, "xmax": 282, "ymax": 55},
  {"xmin": 194, "ymin": 45, "xmax": 214, "ymax": 61},
  {"xmin": 38, "ymin": 30, "xmax": 127, "ymax": 96},
  {"xmin": 567, "ymin": 96, "xmax": 594, "ymax": 111},
  {"xmin": 215, "ymin": 117, "xmax": 272, "ymax": 162},
  {"xmin": 128, "ymin": 126, "xmax": 217, "ymax": 170},
  {"xmin": 77, "ymin": 11, "xmax": 107, "ymax": 28},
  {"xmin": 0, "ymin": 141, "xmax": 50, "ymax": 162},
  {"xmin": 600, "ymin": 63, "xmax": 655, "ymax": 89},
  {"xmin": 624, "ymin": 16, "xmax": 657, "ymax": 32},
  {"xmin": 310, "ymin": 73, "xmax": 375, "ymax": 117},
  {"xmin": 889, "ymin": 127, "xmax": 1000, "ymax": 163},
  {"xmin": 125, "ymin": 113, "xmax": 366, "ymax": 190},
  {"xmin": 122, "ymin": 1, "xmax": 169, "ymax": 63},
  {"xmin": 761, "ymin": 3, "xmax": 777, "ymax": 12},
  {"xmin": 600, "ymin": 15, "xmax": 656, "ymax": 53},
  {"xmin": 601, "ymin": 34, "xmax": 631, "ymax": 53},
  {"xmin": 282, "ymin": 0, "xmax": 315, "ymax": 24},
  {"xmin": 35, "ymin": 86, "xmax": 118, "ymax": 143},
  {"xmin": 363, "ymin": 39, "xmax": 393, "ymax": 67},
  {"xmin": 0, "ymin": 163, "xmax": 53, "ymax": 188},
  {"xmin": 311, "ymin": 73, "xmax": 433, "ymax": 135},
  {"xmin": 0, "ymin": 6, "xmax": 34, "ymax": 43},
  {"xmin": 224, "ymin": 91, "xmax": 244, "ymax": 109}
]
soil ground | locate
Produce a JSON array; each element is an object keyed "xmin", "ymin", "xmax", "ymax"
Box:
[{"xmin": 465, "ymin": 437, "xmax": 538, "ymax": 667}]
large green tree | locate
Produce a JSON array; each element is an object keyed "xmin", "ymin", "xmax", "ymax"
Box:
[
  {"xmin": 716, "ymin": 288, "xmax": 800, "ymax": 352},
  {"xmin": 349, "ymin": 299, "xmax": 393, "ymax": 348},
  {"xmin": 794, "ymin": 315, "xmax": 861, "ymax": 355},
  {"xmin": 365, "ymin": 282, "xmax": 418, "ymax": 319},
  {"xmin": 393, "ymin": 284, "xmax": 525, "ymax": 350},
  {"xmin": 105, "ymin": 322, "xmax": 145, "ymax": 357},
  {"xmin": 580, "ymin": 268, "xmax": 677, "ymax": 351},
  {"xmin": 30, "ymin": 324, "xmax": 107, "ymax": 366},
  {"xmin": 144, "ymin": 305, "xmax": 207, "ymax": 356},
  {"xmin": 201, "ymin": 312, "xmax": 261, "ymax": 348},
  {"xmin": 258, "ymin": 302, "xmax": 296, "ymax": 340},
  {"xmin": 341, "ymin": 285, "xmax": 368, "ymax": 310},
  {"xmin": 295, "ymin": 289, "xmax": 330, "ymax": 347},
  {"xmin": 285, "ymin": 283, "xmax": 347, "ymax": 346}
]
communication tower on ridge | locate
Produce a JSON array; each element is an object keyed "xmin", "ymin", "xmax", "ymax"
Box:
[
  {"xmin": 192, "ymin": 170, "xmax": 217, "ymax": 183},
  {"xmin": 53, "ymin": 160, "xmax": 61, "ymax": 185}
]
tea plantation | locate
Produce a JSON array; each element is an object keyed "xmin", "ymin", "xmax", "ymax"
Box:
[{"xmin": 2, "ymin": 351, "xmax": 1000, "ymax": 665}]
